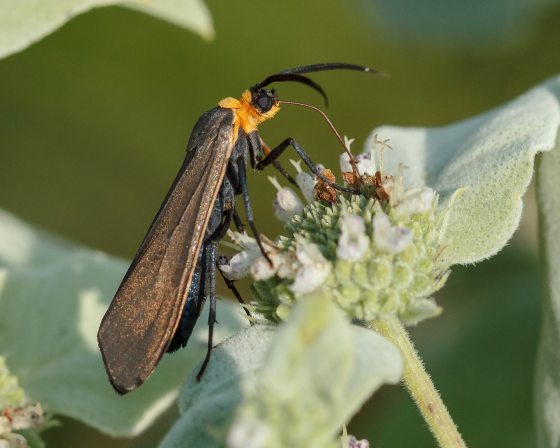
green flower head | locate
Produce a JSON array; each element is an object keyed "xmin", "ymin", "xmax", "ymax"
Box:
[{"xmin": 222, "ymin": 139, "xmax": 452, "ymax": 326}]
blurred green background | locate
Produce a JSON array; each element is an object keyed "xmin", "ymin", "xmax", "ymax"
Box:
[{"xmin": 1, "ymin": 0, "xmax": 559, "ymax": 446}]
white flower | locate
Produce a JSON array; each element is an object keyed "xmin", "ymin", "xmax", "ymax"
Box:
[
  {"xmin": 228, "ymin": 230, "xmax": 259, "ymax": 250},
  {"xmin": 221, "ymin": 251, "xmax": 259, "ymax": 281},
  {"xmin": 219, "ymin": 231, "xmax": 262, "ymax": 280},
  {"xmin": 373, "ymin": 208, "xmax": 413, "ymax": 254},
  {"xmin": 268, "ymin": 176, "xmax": 304, "ymax": 222},
  {"xmin": 8, "ymin": 403, "xmax": 43, "ymax": 431},
  {"xmin": 0, "ymin": 432, "xmax": 28, "ymax": 448},
  {"xmin": 251, "ymin": 246, "xmax": 300, "ymax": 281},
  {"xmin": 289, "ymin": 241, "xmax": 332, "ymax": 294},
  {"xmin": 250, "ymin": 255, "xmax": 279, "ymax": 281},
  {"xmin": 0, "ymin": 403, "xmax": 43, "ymax": 448},
  {"xmin": 223, "ymin": 232, "xmax": 301, "ymax": 282},
  {"xmin": 381, "ymin": 174, "xmax": 404, "ymax": 207},
  {"xmin": 345, "ymin": 435, "xmax": 370, "ymax": 448},
  {"xmin": 355, "ymin": 152, "xmax": 376, "ymax": 176},
  {"xmin": 360, "ymin": 157, "xmax": 376, "ymax": 176},
  {"xmin": 396, "ymin": 187, "xmax": 436, "ymax": 215},
  {"xmin": 339, "ymin": 152, "xmax": 354, "ymax": 173},
  {"xmin": 227, "ymin": 416, "xmax": 269, "ymax": 448},
  {"xmin": 289, "ymin": 160, "xmax": 316, "ymax": 203},
  {"xmin": 275, "ymin": 250, "xmax": 299, "ymax": 280},
  {"xmin": 339, "ymin": 152, "xmax": 376, "ymax": 176},
  {"xmin": 336, "ymin": 215, "xmax": 370, "ymax": 261}
]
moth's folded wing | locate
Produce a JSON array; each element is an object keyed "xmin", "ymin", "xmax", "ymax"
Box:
[{"xmin": 97, "ymin": 109, "xmax": 235, "ymax": 394}]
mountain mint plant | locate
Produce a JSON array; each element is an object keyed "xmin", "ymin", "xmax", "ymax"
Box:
[
  {"xmin": 218, "ymin": 136, "xmax": 464, "ymax": 446},
  {"xmin": 2, "ymin": 74, "xmax": 560, "ymax": 448}
]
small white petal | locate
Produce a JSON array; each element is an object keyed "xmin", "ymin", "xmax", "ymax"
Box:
[
  {"xmin": 273, "ymin": 187, "xmax": 304, "ymax": 222},
  {"xmin": 339, "ymin": 152, "xmax": 353, "ymax": 172},
  {"xmin": 343, "ymin": 135, "xmax": 355, "ymax": 151},
  {"xmin": 340, "ymin": 150, "xmax": 376, "ymax": 176},
  {"xmin": 289, "ymin": 159, "xmax": 316, "ymax": 203},
  {"xmin": 267, "ymin": 175, "xmax": 283, "ymax": 192},
  {"xmin": 0, "ymin": 416, "xmax": 11, "ymax": 434},
  {"xmin": 227, "ymin": 417, "xmax": 269, "ymax": 448},
  {"xmin": 355, "ymin": 152, "xmax": 376, "ymax": 176},
  {"xmin": 346, "ymin": 435, "xmax": 370, "ymax": 448},
  {"xmin": 228, "ymin": 231, "xmax": 259, "ymax": 252},
  {"xmin": 373, "ymin": 210, "xmax": 413, "ymax": 254},
  {"xmin": 250, "ymin": 256, "xmax": 278, "ymax": 281},
  {"xmin": 1, "ymin": 432, "xmax": 28, "ymax": 447},
  {"xmin": 382, "ymin": 174, "xmax": 405, "ymax": 207},
  {"xmin": 296, "ymin": 172, "xmax": 316, "ymax": 203},
  {"xmin": 294, "ymin": 240, "xmax": 325, "ymax": 265},
  {"xmin": 222, "ymin": 231, "xmax": 265, "ymax": 280},
  {"xmin": 336, "ymin": 215, "xmax": 370, "ymax": 261},
  {"xmin": 289, "ymin": 242, "xmax": 332, "ymax": 294},
  {"xmin": 396, "ymin": 187, "xmax": 436, "ymax": 215},
  {"xmin": 275, "ymin": 251, "xmax": 298, "ymax": 279},
  {"xmin": 9, "ymin": 403, "xmax": 43, "ymax": 431},
  {"xmin": 220, "ymin": 251, "xmax": 258, "ymax": 280}
]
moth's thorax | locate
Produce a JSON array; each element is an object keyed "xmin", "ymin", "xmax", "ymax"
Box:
[{"xmin": 218, "ymin": 90, "xmax": 280, "ymax": 134}]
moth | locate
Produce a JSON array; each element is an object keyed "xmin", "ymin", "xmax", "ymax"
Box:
[{"xmin": 97, "ymin": 63, "xmax": 383, "ymax": 394}]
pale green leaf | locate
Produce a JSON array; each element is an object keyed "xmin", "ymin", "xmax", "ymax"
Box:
[
  {"xmin": 0, "ymin": 0, "xmax": 213, "ymax": 60},
  {"xmin": 366, "ymin": 75, "xmax": 560, "ymax": 265},
  {"xmin": 161, "ymin": 296, "xmax": 402, "ymax": 448},
  {"xmin": 160, "ymin": 325, "xmax": 274, "ymax": 448},
  {"xmin": 0, "ymin": 210, "xmax": 246, "ymax": 437}
]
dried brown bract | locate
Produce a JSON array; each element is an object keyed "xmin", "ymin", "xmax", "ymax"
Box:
[{"xmin": 314, "ymin": 169, "xmax": 338, "ymax": 203}]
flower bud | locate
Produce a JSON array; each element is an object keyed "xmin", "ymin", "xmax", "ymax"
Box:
[
  {"xmin": 269, "ymin": 176, "xmax": 304, "ymax": 222},
  {"xmin": 336, "ymin": 215, "xmax": 370, "ymax": 261},
  {"xmin": 373, "ymin": 207, "xmax": 413, "ymax": 254},
  {"xmin": 290, "ymin": 160, "xmax": 316, "ymax": 203},
  {"xmin": 289, "ymin": 241, "xmax": 332, "ymax": 294}
]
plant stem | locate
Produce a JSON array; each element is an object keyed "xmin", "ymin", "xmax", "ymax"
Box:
[
  {"xmin": 535, "ymin": 150, "xmax": 560, "ymax": 448},
  {"xmin": 373, "ymin": 315, "xmax": 466, "ymax": 448}
]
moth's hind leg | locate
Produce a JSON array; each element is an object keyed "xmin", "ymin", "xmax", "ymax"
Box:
[
  {"xmin": 195, "ymin": 180, "xmax": 235, "ymax": 379},
  {"xmin": 196, "ymin": 240, "xmax": 218, "ymax": 381}
]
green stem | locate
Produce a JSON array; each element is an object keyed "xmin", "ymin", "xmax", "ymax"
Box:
[
  {"xmin": 373, "ymin": 315, "xmax": 466, "ymax": 448},
  {"xmin": 535, "ymin": 149, "xmax": 560, "ymax": 448}
]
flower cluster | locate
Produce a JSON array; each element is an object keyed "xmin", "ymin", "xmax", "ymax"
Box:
[{"xmin": 221, "ymin": 138, "xmax": 451, "ymax": 325}]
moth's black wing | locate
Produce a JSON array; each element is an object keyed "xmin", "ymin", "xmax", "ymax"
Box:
[{"xmin": 97, "ymin": 108, "xmax": 236, "ymax": 394}]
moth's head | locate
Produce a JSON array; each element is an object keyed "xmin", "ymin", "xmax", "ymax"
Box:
[{"xmin": 248, "ymin": 86, "xmax": 280, "ymax": 117}]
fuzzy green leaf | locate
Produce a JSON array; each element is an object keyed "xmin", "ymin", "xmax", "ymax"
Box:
[
  {"xmin": 0, "ymin": 210, "xmax": 246, "ymax": 437},
  {"xmin": 161, "ymin": 296, "xmax": 402, "ymax": 448},
  {"xmin": 0, "ymin": 0, "xmax": 213, "ymax": 60},
  {"xmin": 367, "ymin": 75, "xmax": 560, "ymax": 265}
]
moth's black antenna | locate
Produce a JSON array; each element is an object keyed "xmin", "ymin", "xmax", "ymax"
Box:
[
  {"xmin": 260, "ymin": 62, "xmax": 388, "ymax": 80},
  {"xmin": 255, "ymin": 63, "xmax": 388, "ymax": 107},
  {"xmin": 254, "ymin": 74, "xmax": 329, "ymax": 106}
]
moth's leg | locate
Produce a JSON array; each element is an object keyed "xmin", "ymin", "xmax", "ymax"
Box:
[
  {"xmin": 196, "ymin": 240, "xmax": 218, "ymax": 381},
  {"xmin": 209, "ymin": 199, "xmax": 251, "ymax": 317},
  {"xmin": 232, "ymin": 209, "xmax": 245, "ymax": 232},
  {"xmin": 236, "ymin": 157, "xmax": 272, "ymax": 263},
  {"xmin": 247, "ymin": 131, "xmax": 297, "ymax": 186},
  {"xmin": 217, "ymin": 254, "xmax": 252, "ymax": 320},
  {"xmin": 257, "ymin": 137, "xmax": 358, "ymax": 194}
]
